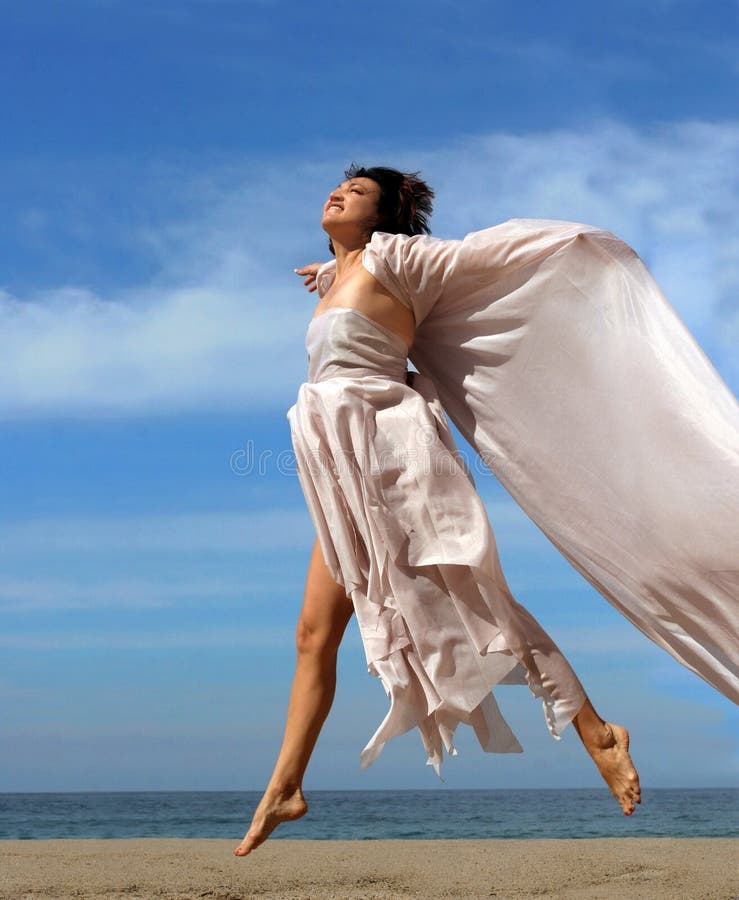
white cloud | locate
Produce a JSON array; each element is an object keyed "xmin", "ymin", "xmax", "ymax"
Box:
[
  {"xmin": 0, "ymin": 278, "xmax": 309, "ymax": 418},
  {"xmin": 2, "ymin": 119, "xmax": 737, "ymax": 419},
  {"xmin": 543, "ymin": 625, "xmax": 662, "ymax": 657},
  {"xmin": 0, "ymin": 621, "xmax": 651, "ymax": 655},
  {"xmin": 0, "ymin": 508, "xmax": 313, "ymax": 554},
  {"xmin": 0, "ymin": 571, "xmax": 305, "ymax": 612},
  {"xmin": 0, "ymin": 498, "xmax": 546, "ymax": 560},
  {"xmin": 0, "ymin": 625, "xmax": 292, "ymax": 651},
  {"xmin": 425, "ymin": 121, "xmax": 738, "ymax": 331}
]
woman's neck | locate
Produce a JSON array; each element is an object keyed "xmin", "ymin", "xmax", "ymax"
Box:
[{"xmin": 332, "ymin": 243, "xmax": 365, "ymax": 279}]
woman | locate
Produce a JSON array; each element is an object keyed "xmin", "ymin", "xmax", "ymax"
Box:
[
  {"xmin": 234, "ymin": 166, "xmax": 644, "ymax": 857},
  {"xmin": 307, "ymin": 193, "xmax": 739, "ymax": 708}
]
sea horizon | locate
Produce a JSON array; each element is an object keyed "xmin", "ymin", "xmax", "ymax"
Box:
[
  {"xmin": 1, "ymin": 787, "xmax": 736, "ymax": 841},
  {"xmin": 1, "ymin": 785, "xmax": 735, "ymax": 794}
]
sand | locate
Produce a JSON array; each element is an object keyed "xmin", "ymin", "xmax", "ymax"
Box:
[{"xmin": 0, "ymin": 838, "xmax": 736, "ymax": 899}]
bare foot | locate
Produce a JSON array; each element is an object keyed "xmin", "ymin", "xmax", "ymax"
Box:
[
  {"xmin": 233, "ymin": 786, "xmax": 308, "ymax": 856},
  {"xmin": 585, "ymin": 722, "xmax": 642, "ymax": 815}
]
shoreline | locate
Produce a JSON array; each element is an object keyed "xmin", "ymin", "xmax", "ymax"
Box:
[{"xmin": 2, "ymin": 837, "xmax": 737, "ymax": 899}]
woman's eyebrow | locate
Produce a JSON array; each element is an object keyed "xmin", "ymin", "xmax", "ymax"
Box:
[{"xmin": 333, "ymin": 180, "xmax": 372, "ymax": 192}]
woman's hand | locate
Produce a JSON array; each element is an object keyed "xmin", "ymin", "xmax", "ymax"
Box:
[{"xmin": 294, "ymin": 263, "xmax": 323, "ymax": 293}]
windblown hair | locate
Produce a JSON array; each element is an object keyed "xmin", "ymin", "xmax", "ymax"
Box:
[{"xmin": 328, "ymin": 164, "xmax": 434, "ymax": 254}]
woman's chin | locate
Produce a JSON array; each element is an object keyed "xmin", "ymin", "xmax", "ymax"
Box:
[{"xmin": 321, "ymin": 215, "xmax": 344, "ymax": 233}]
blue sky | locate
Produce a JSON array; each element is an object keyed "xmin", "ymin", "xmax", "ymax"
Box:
[{"xmin": 1, "ymin": 0, "xmax": 737, "ymax": 794}]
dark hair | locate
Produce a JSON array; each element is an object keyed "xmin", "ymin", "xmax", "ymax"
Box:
[{"xmin": 328, "ymin": 164, "xmax": 434, "ymax": 254}]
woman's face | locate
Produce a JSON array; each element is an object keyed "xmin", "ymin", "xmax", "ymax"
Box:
[{"xmin": 321, "ymin": 177, "xmax": 381, "ymax": 241}]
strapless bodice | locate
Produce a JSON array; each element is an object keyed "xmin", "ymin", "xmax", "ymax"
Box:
[{"xmin": 306, "ymin": 307, "xmax": 409, "ymax": 384}]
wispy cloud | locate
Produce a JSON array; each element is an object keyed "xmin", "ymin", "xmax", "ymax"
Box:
[
  {"xmin": 0, "ymin": 508, "xmax": 313, "ymax": 554},
  {"xmin": 0, "ymin": 499, "xmax": 549, "ymax": 560},
  {"xmin": 544, "ymin": 625, "xmax": 663, "ymax": 657},
  {"xmin": 0, "ymin": 572, "xmax": 305, "ymax": 612},
  {"xmin": 0, "ymin": 622, "xmax": 650, "ymax": 656},
  {"xmin": 2, "ymin": 119, "xmax": 737, "ymax": 420},
  {"xmin": 0, "ymin": 625, "xmax": 292, "ymax": 651},
  {"xmin": 425, "ymin": 121, "xmax": 739, "ymax": 352},
  {"xmin": 0, "ymin": 279, "xmax": 309, "ymax": 418}
]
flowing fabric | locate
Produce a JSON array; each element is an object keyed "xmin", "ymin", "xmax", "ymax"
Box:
[
  {"xmin": 313, "ymin": 218, "xmax": 738, "ymax": 702},
  {"xmin": 286, "ymin": 307, "xmax": 588, "ymax": 770}
]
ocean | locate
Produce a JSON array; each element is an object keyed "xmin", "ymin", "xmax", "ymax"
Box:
[{"xmin": 0, "ymin": 789, "xmax": 736, "ymax": 841}]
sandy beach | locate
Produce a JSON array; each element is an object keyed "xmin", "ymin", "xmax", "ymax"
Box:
[{"xmin": 0, "ymin": 837, "xmax": 736, "ymax": 899}]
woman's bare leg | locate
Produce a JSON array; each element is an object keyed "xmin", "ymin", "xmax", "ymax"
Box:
[
  {"xmin": 498, "ymin": 593, "xmax": 641, "ymax": 815},
  {"xmin": 573, "ymin": 699, "xmax": 642, "ymax": 815},
  {"xmin": 234, "ymin": 537, "xmax": 353, "ymax": 856}
]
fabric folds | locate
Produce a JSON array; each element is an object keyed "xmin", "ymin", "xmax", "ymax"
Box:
[
  {"xmin": 318, "ymin": 218, "xmax": 739, "ymax": 704},
  {"xmin": 287, "ymin": 307, "xmax": 587, "ymax": 771}
]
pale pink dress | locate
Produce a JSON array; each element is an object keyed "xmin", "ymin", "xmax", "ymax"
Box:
[
  {"xmin": 314, "ymin": 219, "xmax": 738, "ymax": 705},
  {"xmin": 287, "ymin": 306, "xmax": 587, "ymax": 772}
]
